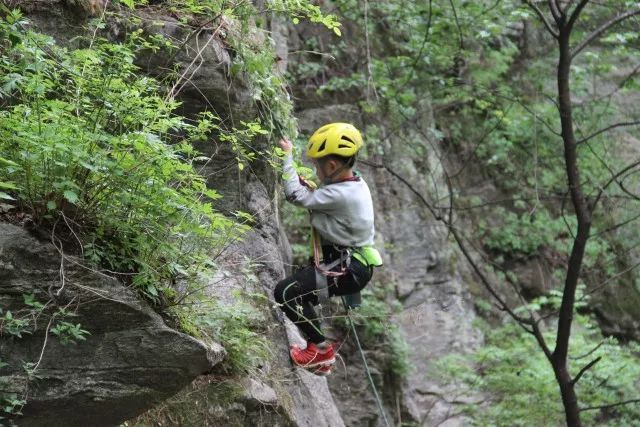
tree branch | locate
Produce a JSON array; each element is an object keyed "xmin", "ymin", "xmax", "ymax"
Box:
[
  {"xmin": 592, "ymin": 158, "xmax": 640, "ymax": 213},
  {"xmin": 580, "ymin": 398, "xmax": 640, "ymax": 412},
  {"xmin": 549, "ymin": 0, "xmax": 562, "ymax": 22},
  {"xmin": 619, "ymin": 180, "xmax": 640, "ymax": 202},
  {"xmin": 523, "ymin": 1, "xmax": 559, "ymax": 38},
  {"xmin": 571, "ymin": 356, "xmax": 601, "ymax": 385},
  {"xmin": 570, "ymin": 341, "xmax": 603, "ymax": 360},
  {"xmin": 566, "ymin": 0, "xmax": 590, "ymax": 32},
  {"xmin": 448, "ymin": 0, "xmax": 464, "ymax": 50},
  {"xmin": 577, "ymin": 120, "xmax": 640, "ymax": 145},
  {"xmin": 571, "ymin": 9, "xmax": 640, "ymax": 59},
  {"xmin": 591, "ymin": 211, "xmax": 640, "ymax": 237}
]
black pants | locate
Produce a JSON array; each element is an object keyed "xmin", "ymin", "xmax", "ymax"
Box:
[{"xmin": 274, "ymin": 255, "xmax": 373, "ymax": 344}]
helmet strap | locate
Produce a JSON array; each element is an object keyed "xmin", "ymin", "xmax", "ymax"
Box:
[{"xmin": 321, "ymin": 158, "xmax": 354, "ymax": 185}]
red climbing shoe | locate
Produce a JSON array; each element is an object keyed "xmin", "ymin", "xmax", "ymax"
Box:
[
  {"xmin": 290, "ymin": 342, "xmax": 336, "ymax": 368},
  {"xmin": 311, "ymin": 364, "xmax": 332, "ymax": 376}
]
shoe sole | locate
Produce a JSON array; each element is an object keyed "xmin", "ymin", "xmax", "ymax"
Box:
[
  {"xmin": 290, "ymin": 354, "xmax": 336, "ymax": 368},
  {"xmin": 311, "ymin": 367, "xmax": 331, "ymax": 376}
]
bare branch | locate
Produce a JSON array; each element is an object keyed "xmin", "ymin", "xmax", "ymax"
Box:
[
  {"xmin": 549, "ymin": 0, "xmax": 562, "ymax": 22},
  {"xmin": 571, "ymin": 9, "xmax": 640, "ymax": 59},
  {"xmin": 580, "ymin": 398, "xmax": 640, "ymax": 412},
  {"xmin": 577, "ymin": 120, "xmax": 640, "ymax": 145},
  {"xmin": 448, "ymin": 0, "xmax": 464, "ymax": 50},
  {"xmin": 571, "ymin": 356, "xmax": 601, "ymax": 385},
  {"xmin": 566, "ymin": 0, "xmax": 590, "ymax": 32},
  {"xmin": 591, "ymin": 211, "xmax": 640, "ymax": 237},
  {"xmin": 592, "ymin": 158, "xmax": 640, "ymax": 212},
  {"xmin": 523, "ymin": 1, "xmax": 559, "ymax": 38},
  {"xmin": 619, "ymin": 180, "xmax": 640, "ymax": 202},
  {"xmin": 570, "ymin": 340, "xmax": 604, "ymax": 360},
  {"xmin": 574, "ymin": 63, "xmax": 640, "ymax": 107},
  {"xmin": 585, "ymin": 259, "xmax": 640, "ymax": 297}
]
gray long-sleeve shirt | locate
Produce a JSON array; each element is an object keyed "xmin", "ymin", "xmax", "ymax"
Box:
[{"xmin": 282, "ymin": 155, "xmax": 375, "ymax": 247}]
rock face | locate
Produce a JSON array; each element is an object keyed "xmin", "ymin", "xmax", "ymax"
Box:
[{"xmin": 0, "ymin": 223, "xmax": 223, "ymax": 427}]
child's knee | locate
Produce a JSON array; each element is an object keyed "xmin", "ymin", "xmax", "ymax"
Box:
[{"xmin": 273, "ymin": 279, "xmax": 289, "ymax": 304}]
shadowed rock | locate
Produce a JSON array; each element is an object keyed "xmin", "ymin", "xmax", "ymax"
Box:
[{"xmin": 0, "ymin": 223, "xmax": 224, "ymax": 427}]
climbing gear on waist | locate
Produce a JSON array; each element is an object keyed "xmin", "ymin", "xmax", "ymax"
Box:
[
  {"xmin": 313, "ymin": 248, "xmax": 350, "ymax": 316},
  {"xmin": 352, "ymin": 246, "xmax": 383, "ymax": 267},
  {"xmin": 306, "ymin": 123, "xmax": 363, "ymax": 159},
  {"xmin": 312, "ymin": 228, "xmax": 351, "ymax": 278},
  {"xmin": 290, "ymin": 342, "xmax": 336, "ymax": 368},
  {"xmin": 311, "ymin": 227, "xmax": 381, "ymax": 312}
]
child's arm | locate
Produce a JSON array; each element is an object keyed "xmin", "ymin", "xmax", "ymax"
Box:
[{"xmin": 279, "ymin": 139, "xmax": 341, "ymax": 211}]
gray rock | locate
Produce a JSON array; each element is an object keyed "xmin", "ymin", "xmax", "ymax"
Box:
[
  {"xmin": 146, "ymin": 177, "xmax": 346, "ymax": 427},
  {"xmin": 0, "ymin": 223, "xmax": 222, "ymax": 426}
]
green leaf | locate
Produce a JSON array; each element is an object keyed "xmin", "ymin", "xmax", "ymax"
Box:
[
  {"xmin": 0, "ymin": 192, "xmax": 15, "ymax": 200},
  {"xmin": 23, "ymin": 293, "xmax": 44, "ymax": 310},
  {"xmin": 0, "ymin": 182, "xmax": 18, "ymax": 190},
  {"xmin": 0, "ymin": 156, "xmax": 19, "ymax": 167},
  {"xmin": 63, "ymin": 190, "xmax": 79, "ymax": 204},
  {"xmin": 47, "ymin": 200, "xmax": 57, "ymax": 210},
  {"xmin": 119, "ymin": 0, "xmax": 136, "ymax": 9},
  {"xmin": 333, "ymin": 26, "xmax": 342, "ymax": 37},
  {"xmin": 146, "ymin": 284, "xmax": 158, "ymax": 297}
]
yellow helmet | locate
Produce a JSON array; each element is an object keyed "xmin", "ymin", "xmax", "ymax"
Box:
[{"xmin": 306, "ymin": 123, "xmax": 363, "ymax": 159}]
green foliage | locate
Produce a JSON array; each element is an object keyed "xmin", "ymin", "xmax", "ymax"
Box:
[
  {"xmin": 267, "ymin": 0, "xmax": 342, "ymax": 35},
  {"xmin": 435, "ymin": 292, "xmax": 640, "ymax": 426},
  {"xmin": 157, "ymin": 0, "xmax": 341, "ymax": 140},
  {"xmin": 117, "ymin": 0, "xmax": 142, "ymax": 9},
  {"xmin": 344, "ymin": 285, "xmax": 412, "ymax": 379},
  {"xmin": 0, "ymin": 392, "xmax": 25, "ymax": 418},
  {"xmin": 0, "ymin": 294, "xmax": 92, "ymax": 421},
  {"xmin": 479, "ymin": 208, "xmax": 562, "ymax": 256},
  {"xmin": 0, "ymin": 10, "xmax": 246, "ymax": 303},
  {"xmin": 0, "ymin": 309, "xmax": 31, "ymax": 339},
  {"xmin": 50, "ymin": 321, "xmax": 90, "ymax": 345},
  {"xmin": 181, "ymin": 290, "xmax": 270, "ymax": 374}
]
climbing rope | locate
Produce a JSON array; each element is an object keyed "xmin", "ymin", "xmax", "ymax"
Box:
[{"xmin": 341, "ymin": 297, "xmax": 391, "ymax": 427}]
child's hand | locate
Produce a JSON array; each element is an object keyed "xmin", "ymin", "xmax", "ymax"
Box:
[{"xmin": 279, "ymin": 138, "xmax": 293, "ymax": 154}]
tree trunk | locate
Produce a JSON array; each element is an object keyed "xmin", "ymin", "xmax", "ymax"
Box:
[
  {"xmin": 553, "ymin": 27, "xmax": 592, "ymax": 427},
  {"xmin": 554, "ymin": 364, "xmax": 581, "ymax": 427}
]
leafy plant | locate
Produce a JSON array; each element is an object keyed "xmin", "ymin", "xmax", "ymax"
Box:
[
  {"xmin": 187, "ymin": 291, "xmax": 270, "ymax": 374},
  {"xmin": 337, "ymin": 285, "xmax": 412, "ymax": 379},
  {"xmin": 50, "ymin": 321, "xmax": 90, "ymax": 345},
  {"xmin": 0, "ymin": 310, "xmax": 30, "ymax": 339},
  {"xmin": 435, "ymin": 291, "xmax": 640, "ymax": 426},
  {"xmin": 0, "ymin": 9, "xmax": 246, "ymax": 304}
]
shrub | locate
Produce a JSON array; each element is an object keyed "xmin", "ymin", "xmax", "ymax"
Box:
[{"xmin": 0, "ymin": 9, "xmax": 245, "ymax": 302}]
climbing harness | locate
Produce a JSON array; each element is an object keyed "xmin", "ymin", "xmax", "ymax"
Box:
[{"xmin": 311, "ymin": 227, "xmax": 354, "ymax": 315}]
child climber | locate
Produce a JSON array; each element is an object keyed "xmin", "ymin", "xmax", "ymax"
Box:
[{"xmin": 274, "ymin": 122, "xmax": 382, "ymax": 376}]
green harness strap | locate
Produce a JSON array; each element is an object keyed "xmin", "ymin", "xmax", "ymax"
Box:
[{"xmin": 352, "ymin": 246, "xmax": 383, "ymax": 267}]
